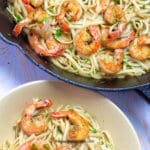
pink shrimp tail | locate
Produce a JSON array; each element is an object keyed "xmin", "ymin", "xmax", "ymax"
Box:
[
  {"xmin": 48, "ymin": 48, "xmax": 63, "ymax": 56},
  {"xmin": 108, "ymin": 23, "xmax": 126, "ymax": 40},
  {"xmin": 50, "ymin": 111, "xmax": 67, "ymax": 118},
  {"xmin": 56, "ymin": 14, "xmax": 70, "ymax": 32},
  {"xmin": 35, "ymin": 99, "xmax": 53, "ymax": 108},
  {"xmin": 129, "ymin": 29, "xmax": 136, "ymax": 41},
  {"xmin": 88, "ymin": 25, "xmax": 100, "ymax": 39}
]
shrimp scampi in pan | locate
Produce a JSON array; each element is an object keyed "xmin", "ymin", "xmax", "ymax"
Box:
[{"xmin": 7, "ymin": 0, "xmax": 150, "ymax": 79}]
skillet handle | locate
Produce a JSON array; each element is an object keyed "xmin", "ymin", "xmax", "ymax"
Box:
[{"xmin": 136, "ymin": 85, "xmax": 150, "ymax": 102}]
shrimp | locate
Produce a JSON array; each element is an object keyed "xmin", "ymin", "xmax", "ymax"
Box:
[
  {"xmin": 74, "ymin": 25, "xmax": 101, "ymax": 55},
  {"xmin": 20, "ymin": 99, "xmax": 52, "ymax": 136},
  {"xmin": 12, "ymin": 9, "xmax": 47, "ymax": 37},
  {"xmin": 56, "ymin": 0, "xmax": 82, "ymax": 32},
  {"xmin": 22, "ymin": 0, "xmax": 43, "ymax": 14},
  {"xmin": 129, "ymin": 35, "xmax": 150, "ymax": 60},
  {"xmin": 51, "ymin": 110, "xmax": 89, "ymax": 141},
  {"xmin": 18, "ymin": 140, "xmax": 45, "ymax": 150},
  {"xmin": 100, "ymin": 0, "xmax": 110, "ymax": 14},
  {"xmin": 12, "ymin": 18, "xmax": 31, "ymax": 37},
  {"xmin": 28, "ymin": 32, "xmax": 64, "ymax": 56},
  {"xmin": 99, "ymin": 49, "xmax": 124, "ymax": 74},
  {"xmin": 22, "ymin": 0, "xmax": 44, "ymax": 8},
  {"xmin": 102, "ymin": 27, "xmax": 135, "ymax": 50},
  {"xmin": 104, "ymin": 5, "xmax": 126, "ymax": 40}
]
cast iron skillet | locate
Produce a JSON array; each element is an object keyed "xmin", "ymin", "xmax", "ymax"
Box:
[{"xmin": 0, "ymin": 1, "xmax": 150, "ymax": 99}]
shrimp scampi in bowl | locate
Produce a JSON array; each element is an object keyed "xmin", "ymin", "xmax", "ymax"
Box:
[
  {"xmin": 7, "ymin": 0, "xmax": 150, "ymax": 79},
  {"xmin": 1, "ymin": 98, "xmax": 114, "ymax": 150}
]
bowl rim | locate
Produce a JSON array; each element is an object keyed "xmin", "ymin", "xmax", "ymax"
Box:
[
  {"xmin": 0, "ymin": 80, "xmax": 141, "ymax": 150},
  {"xmin": 0, "ymin": 33, "xmax": 149, "ymax": 91}
]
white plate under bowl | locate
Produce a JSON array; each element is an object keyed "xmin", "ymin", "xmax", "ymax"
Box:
[{"xmin": 0, "ymin": 80, "xmax": 141, "ymax": 150}]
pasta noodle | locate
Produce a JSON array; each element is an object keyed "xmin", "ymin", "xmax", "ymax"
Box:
[{"xmin": 7, "ymin": 0, "xmax": 150, "ymax": 79}]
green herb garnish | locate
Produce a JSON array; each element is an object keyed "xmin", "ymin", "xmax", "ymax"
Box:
[
  {"xmin": 45, "ymin": 112, "xmax": 49, "ymax": 118},
  {"xmin": 91, "ymin": 128, "xmax": 97, "ymax": 133},
  {"xmin": 99, "ymin": 140, "xmax": 104, "ymax": 145},
  {"xmin": 114, "ymin": 0, "xmax": 120, "ymax": 4},
  {"xmin": 84, "ymin": 58, "xmax": 90, "ymax": 63},
  {"xmin": 48, "ymin": 7, "xmax": 54, "ymax": 14},
  {"xmin": 41, "ymin": 17, "xmax": 50, "ymax": 22},
  {"xmin": 43, "ymin": 144, "xmax": 50, "ymax": 150},
  {"xmin": 53, "ymin": 28, "xmax": 63, "ymax": 39},
  {"xmin": 14, "ymin": 14, "xmax": 23, "ymax": 23},
  {"xmin": 65, "ymin": 18, "xmax": 70, "ymax": 24},
  {"xmin": 67, "ymin": 45, "xmax": 73, "ymax": 51},
  {"xmin": 57, "ymin": 127, "xmax": 63, "ymax": 134},
  {"xmin": 123, "ymin": 60, "xmax": 129, "ymax": 65},
  {"xmin": 141, "ymin": 5, "xmax": 146, "ymax": 9}
]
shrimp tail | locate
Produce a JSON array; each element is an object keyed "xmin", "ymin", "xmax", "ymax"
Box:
[
  {"xmin": 35, "ymin": 99, "xmax": 53, "ymax": 108},
  {"xmin": 108, "ymin": 23, "xmax": 126, "ymax": 40},
  {"xmin": 56, "ymin": 14, "xmax": 70, "ymax": 32},
  {"xmin": 50, "ymin": 111, "xmax": 67, "ymax": 118},
  {"xmin": 12, "ymin": 18, "xmax": 31, "ymax": 37}
]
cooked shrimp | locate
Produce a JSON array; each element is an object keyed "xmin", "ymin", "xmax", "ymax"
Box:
[
  {"xmin": 100, "ymin": 0, "xmax": 110, "ymax": 14},
  {"xmin": 102, "ymin": 27, "xmax": 135, "ymax": 49},
  {"xmin": 99, "ymin": 49, "xmax": 124, "ymax": 74},
  {"xmin": 22, "ymin": 0, "xmax": 44, "ymax": 8},
  {"xmin": 28, "ymin": 32, "xmax": 64, "ymax": 56},
  {"xmin": 104, "ymin": 5, "xmax": 126, "ymax": 40},
  {"xmin": 12, "ymin": 9, "xmax": 47, "ymax": 37},
  {"xmin": 12, "ymin": 18, "xmax": 31, "ymax": 37},
  {"xmin": 129, "ymin": 35, "xmax": 150, "ymax": 60},
  {"xmin": 18, "ymin": 140, "xmax": 45, "ymax": 150},
  {"xmin": 51, "ymin": 110, "xmax": 89, "ymax": 141},
  {"xmin": 56, "ymin": 0, "xmax": 82, "ymax": 32},
  {"xmin": 74, "ymin": 25, "xmax": 101, "ymax": 55},
  {"xmin": 20, "ymin": 99, "xmax": 52, "ymax": 136}
]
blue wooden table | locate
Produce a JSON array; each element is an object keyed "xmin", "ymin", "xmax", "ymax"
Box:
[{"xmin": 0, "ymin": 36, "xmax": 149, "ymax": 150}]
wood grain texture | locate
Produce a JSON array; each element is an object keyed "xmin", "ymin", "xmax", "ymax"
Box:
[{"xmin": 0, "ymin": 37, "xmax": 149, "ymax": 150}]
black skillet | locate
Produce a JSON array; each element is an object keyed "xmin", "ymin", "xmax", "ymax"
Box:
[{"xmin": 0, "ymin": 1, "xmax": 150, "ymax": 100}]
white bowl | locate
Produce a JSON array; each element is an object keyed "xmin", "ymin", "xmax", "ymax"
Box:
[{"xmin": 0, "ymin": 80, "xmax": 141, "ymax": 150}]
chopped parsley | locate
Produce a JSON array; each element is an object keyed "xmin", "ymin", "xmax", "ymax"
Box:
[
  {"xmin": 14, "ymin": 14, "xmax": 23, "ymax": 23},
  {"xmin": 57, "ymin": 127, "xmax": 63, "ymax": 134},
  {"xmin": 65, "ymin": 18, "xmax": 70, "ymax": 24},
  {"xmin": 91, "ymin": 128, "xmax": 97, "ymax": 133},
  {"xmin": 53, "ymin": 28, "xmax": 63, "ymax": 39},
  {"xmin": 84, "ymin": 57, "xmax": 90, "ymax": 63},
  {"xmin": 99, "ymin": 140, "xmax": 104, "ymax": 145},
  {"xmin": 67, "ymin": 45, "xmax": 73, "ymax": 51},
  {"xmin": 141, "ymin": 5, "xmax": 146, "ymax": 9},
  {"xmin": 45, "ymin": 112, "xmax": 49, "ymax": 118},
  {"xmin": 43, "ymin": 144, "xmax": 50, "ymax": 150},
  {"xmin": 114, "ymin": 0, "xmax": 120, "ymax": 4},
  {"xmin": 123, "ymin": 60, "xmax": 129, "ymax": 65},
  {"xmin": 48, "ymin": 7, "xmax": 54, "ymax": 14},
  {"xmin": 41, "ymin": 17, "xmax": 50, "ymax": 22}
]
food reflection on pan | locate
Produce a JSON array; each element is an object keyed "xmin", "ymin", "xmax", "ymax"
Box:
[
  {"xmin": 7, "ymin": 0, "xmax": 150, "ymax": 79},
  {"xmin": 1, "ymin": 98, "xmax": 114, "ymax": 150}
]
